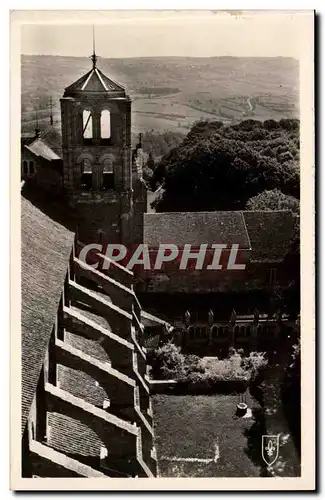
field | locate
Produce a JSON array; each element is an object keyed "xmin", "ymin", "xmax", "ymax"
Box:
[
  {"xmin": 21, "ymin": 55, "xmax": 299, "ymax": 136},
  {"xmin": 152, "ymin": 392, "xmax": 263, "ymax": 477}
]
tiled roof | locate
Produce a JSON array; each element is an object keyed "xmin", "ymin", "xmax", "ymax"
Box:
[
  {"xmin": 22, "ymin": 126, "xmax": 62, "ymax": 161},
  {"xmin": 64, "ymin": 67, "xmax": 125, "ymax": 97},
  {"xmin": 25, "ymin": 138, "xmax": 61, "ymax": 162},
  {"xmin": 21, "ymin": 196, "xmax": 74, "ymax": 434},
  {"xmin": 48, "ymin": 412, "xmax": 103, "ymax": 458},
  {"xmin": 243, "ymin": 210, "xmax": 296, "ymax": 262},
  {"xmin": 46, "ymin": 298, "xmax": 127, "ymax": 460},
  {"xmin": 143, "ymin": 212, "xmax": 251, "ymax": 248}
]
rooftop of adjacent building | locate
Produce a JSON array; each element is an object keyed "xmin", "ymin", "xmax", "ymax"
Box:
[
  {"xmin": 21, "ymin": 125, "xmax": 63, "ymax": 161},
  {"xmin": 143, "ymin": 210, "xmax": 297, "ymax": 262}
]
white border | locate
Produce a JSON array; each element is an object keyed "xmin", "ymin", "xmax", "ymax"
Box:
[{"xmin": 9, "ymin": 8, "xmax": 315, "ymax": 492}]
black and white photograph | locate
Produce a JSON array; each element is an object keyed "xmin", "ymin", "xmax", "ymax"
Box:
[{"xmin": 11, "ymin": 9, "xmax": 315, "ymax": 490}]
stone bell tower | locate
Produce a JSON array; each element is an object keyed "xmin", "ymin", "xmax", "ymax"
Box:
[{"xmin": 60, "ymin": 49, "xmax": 133, "ymax": 245}]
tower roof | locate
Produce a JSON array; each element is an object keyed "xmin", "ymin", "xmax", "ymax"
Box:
[{"xmin": 63, "ymin": 66, "xmax": 126, "ymax": 98}]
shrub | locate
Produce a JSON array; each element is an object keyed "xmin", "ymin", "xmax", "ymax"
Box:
[
  {"xmin": 199, "ymin": 355, "xmax": 250, "ymax": 382},
  {"xmin": 183, "ymin": 354, "xmax": 204, "ymax": 376},
  {"xmin": 151, "ymin": 341, "xmax": 185, "ymax": 380},
  {"xmin": 151, "ymin": 343, "xmax": 268, "ymax": 388},
  {"xmin": 242, "ymin": 351, "xmax": 268, "ymax": 376}
]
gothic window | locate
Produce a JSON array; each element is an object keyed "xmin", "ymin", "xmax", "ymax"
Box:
[
  {"xmin": 22, "ymin": 160, "xmax": 28, "ymax": 175},
  {"xmin": 82, "ymin": 110, "xmax": 93, "ymax": 141},
  {"xmin": 29, "ymin": 161, "xmax": 35, "ymax": 174},
  {"xmin": 102, "ymin": 158, "xmax": 114, "ymax": 190},
  {"xmin": 100, "ymin": 109, "xmax": 111, "ymax": 143},
  {"xmin": 80, "ymin": 158, "xmax": 92, "ymax": 191},
  {"xmin": 212, "ymin": 326, "xmax": 218, "ymax": 337}
]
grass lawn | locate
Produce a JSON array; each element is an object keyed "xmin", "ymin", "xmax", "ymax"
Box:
[{"xmin": 152, "ymin": 392, "xmax": 263, "ymax": 477}]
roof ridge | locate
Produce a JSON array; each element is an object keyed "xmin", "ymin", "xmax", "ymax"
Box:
[
  {"xmin": 97, "ymin": 67, "xmax": 125, "ymax": 91},
  {"xmin": 64, "ymin": 66, "xmax": 125, "ymax": 95},
  {"xmin": 240, "ymin": 211, "xmax": 252, "ymax": 251},
  {"xmin": 94, "ymin": 68, "xmax": 109, "ymax": 91}
]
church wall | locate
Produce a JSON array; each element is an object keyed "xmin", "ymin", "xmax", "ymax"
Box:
[
  {"xmin": 134, "ymin": 247, "xmax": 250, "ymax": 293},
  {"xmin": 74, "ymin": 199, "xmax": 121, "ymax": 244},
  {"xmin": 134, "ymin": 256, "xmax": 292, "ymax": 294},
  {"xmin": 132, "ymin": 179, "xmax": 147, "ymax": 245},
  {"xmin": 34, "ymin": 160, "xmax": 63, "ymax": 194}
]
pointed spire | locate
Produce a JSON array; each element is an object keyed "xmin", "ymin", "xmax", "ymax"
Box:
[
  {"xmin": 90, "ymin": 25, "xmax": 98, "ymax": 69},
  {"xmin": 49, "ymin": 96, "xmax": 53, "ymax": 126}
]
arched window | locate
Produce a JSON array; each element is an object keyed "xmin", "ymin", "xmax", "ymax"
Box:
[
  {"xmin": 102, "ymin": 158, "xmax": 114, "ymax": 190},
  {"xmin": 212, "ymin": 326, "xmax": 218, "ymax": 337},
  {"xmin": 83, "ymin": 110, "xmax": 93, "ymax": 140},
  {"xmin": 29, "ymin": 161, "xmax": 35, "ymax": 174},
  {"xmin": 240, "ymin": 326, "xmax": 246, "ymax": 337},
  {"xmin": 100, "ymin": 110, "xmax": 111, "ymax": 140},
  {"xmin": 80, "ymin": 158, "xmax": 92, "ymax": 191},
  {"xmin": 22, "ymin": 160, "xmax": 28, "ymax": 175}
]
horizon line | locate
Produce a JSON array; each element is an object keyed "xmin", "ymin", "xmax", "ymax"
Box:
[{"xmin": 21, "ymin": 53, "xmax": 299, "ymax": 61}]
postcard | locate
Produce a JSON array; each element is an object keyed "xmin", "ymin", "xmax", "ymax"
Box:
[{"xmin": 10, "ymin": 9, "xmax": 315, "ymax": 490}]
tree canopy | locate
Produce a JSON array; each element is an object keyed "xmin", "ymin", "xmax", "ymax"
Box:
[
  {"xmin": 151, "ymin": 119, "xmax": 300, "ymax": 212},
  {"xmin": 246, "ymin": 189, "xmax": 299, "ymax": 214}
]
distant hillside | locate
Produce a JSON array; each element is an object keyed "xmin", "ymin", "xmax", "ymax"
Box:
[{"xmin": 21, "ymin": 54, "xmax": 299, "ymax": 136}]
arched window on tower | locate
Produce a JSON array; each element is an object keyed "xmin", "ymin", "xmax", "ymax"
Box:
[
  {"xmin": 22, "ymin": 160, "xmax": 28, "ymax": 175},
  {"xmin": 100, "ymin": 110, "xmax": 111, "ymax": 144},
  {"xmin": 102, "ymin": 158, "xmax": 114, "ymax": 190},
  {"xmin": 29, "ymin": 161, "xmax": 35, "ymax": 174},
  {"xmin": 80, "ymin": 158, "xmax": 93, "ymax": 191},
  {"xmin": 82, "ymin": 110, "xmax": 93, "ymax": 142}
]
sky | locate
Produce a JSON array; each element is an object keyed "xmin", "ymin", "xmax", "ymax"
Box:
[{"xmin": 20, "ymin": 11, "xmax": 312, "ymax": 59}]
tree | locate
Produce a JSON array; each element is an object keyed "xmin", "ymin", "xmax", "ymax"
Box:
[
  {"xmin": 246, "ymin": 189, "xmax": 299, "ymax": 214},
  {"xmin": 153, "ymin": 119, "xmax": 300, "ymax": 212}
]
